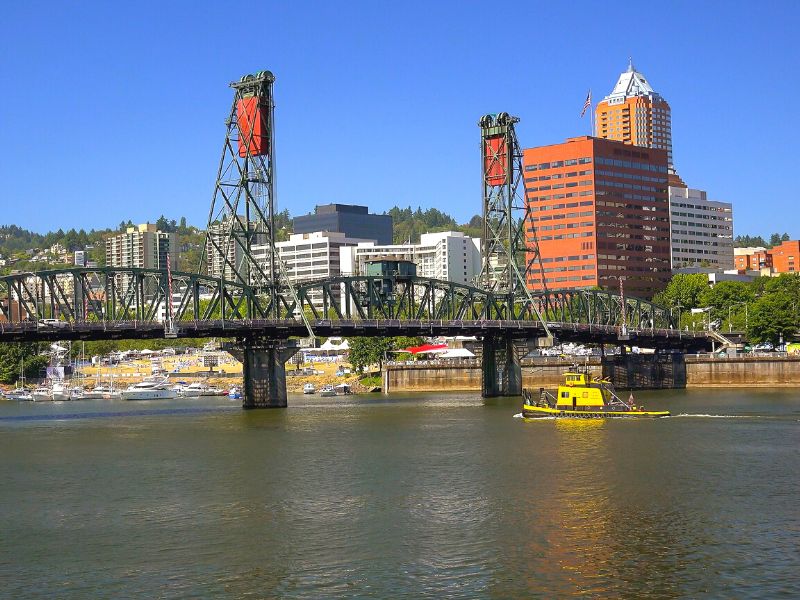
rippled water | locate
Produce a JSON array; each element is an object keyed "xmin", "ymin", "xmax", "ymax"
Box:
[{"xmin": 0, "ymin": 389, "xmax": 798, "ymax": 598}]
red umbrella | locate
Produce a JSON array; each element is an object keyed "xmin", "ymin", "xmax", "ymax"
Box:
[{"xmin": 402, "ymin": 343, "xmax": 449, "ymax": 355}]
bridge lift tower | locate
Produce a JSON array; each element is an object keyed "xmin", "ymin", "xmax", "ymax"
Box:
[
  {"xmin": 200, "ymin": 70, "xmax": 309, "ymax": 408},
  {"xmin": 478, "ymin": 113, "xmax": 551, "ymax": 397}
]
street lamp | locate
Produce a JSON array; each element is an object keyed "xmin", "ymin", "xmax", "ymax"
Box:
[
  {"xmin": 670, "ymin": 302, "xmax": 683, "ymax": 329},
  {"xmin": 690, "ymin": 307, "xmax": 712, "ymax": 331},
  {"xmin": 728, "ymin": 301, "xmax": 748, "ymax": 333}
]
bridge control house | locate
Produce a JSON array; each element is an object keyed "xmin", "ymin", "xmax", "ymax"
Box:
[{"xmin": 523, "ymin": 136, "xmax": 672, "ymax": 299}]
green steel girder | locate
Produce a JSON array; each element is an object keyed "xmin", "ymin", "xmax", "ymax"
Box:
[{"xmin": 0, "ymin": 268, "xmax": 676, "ymax": 330}]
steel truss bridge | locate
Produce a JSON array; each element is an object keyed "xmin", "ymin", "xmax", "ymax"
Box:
[
  {"xmin": 0, "ymin": 267, "xmax": 706, "ymax": 351},
  {"xmin": 1, "ymin": 71, "xmax": 711, "ymax": 407}
]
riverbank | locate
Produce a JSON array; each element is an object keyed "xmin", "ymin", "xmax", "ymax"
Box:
[
  {"xmin": 383, "ymin": 355, "xmax": 800, "ymax": 392},
  {"xmin": 0, "ymin": 355, "xmax": 372, "ymax": 396}
]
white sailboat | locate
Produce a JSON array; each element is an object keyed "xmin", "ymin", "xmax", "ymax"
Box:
[{"xmin": 3, "ymin": 360, "xmax": 33, "ymax": 401}]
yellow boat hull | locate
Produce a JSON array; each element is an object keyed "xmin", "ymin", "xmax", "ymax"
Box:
[{"xmin": 522, "ymin": 403, "xmax": 669, "ymax": 419}]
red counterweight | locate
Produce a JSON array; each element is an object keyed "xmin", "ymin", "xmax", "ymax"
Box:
[{"xmin": 237, "ymin": 97, "xmax": 269, "ymax": 157}]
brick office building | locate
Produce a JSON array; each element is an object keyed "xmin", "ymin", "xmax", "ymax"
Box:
[{"xmin": 523, "ymin": 136, "xmax": 671, "ymax": 299}]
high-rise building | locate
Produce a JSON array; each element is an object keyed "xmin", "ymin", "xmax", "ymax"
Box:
[
  {"xmin": 595, "ymin": 60, "xmax": 679, "ymax": 179},
  {"xmin": 339, "ymin": 231, "xmax": 481, "ymax": 285},
  {"xmin": 668, "ymin": 186, "xmax": 734, "ymax": 270},
  {"xmin": 105, "ymin": 223, "xmax": 178, "ymax": 271},
  {"xmin": 205, "ymin": 218, "xmax": 266, "ymax": 281},
  {"xmin": 293, "ymin": 204, "xmax": 393, "ymax": 245},
  {"xmin": 523, "ymin": 136, "xmax": 671, "ymax": 299}
]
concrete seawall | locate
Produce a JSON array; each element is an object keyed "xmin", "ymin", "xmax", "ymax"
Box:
[
  {"xmin": 384, "ymin": 356, "xmax": 800, "ymax": 392},
  {"xmin": 685, "ymin": 356, "xmax": 800, "ymax": 387}
]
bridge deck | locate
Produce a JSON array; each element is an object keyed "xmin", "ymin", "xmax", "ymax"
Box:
[{"xmin": 0, "ymin": 318, "xmax": 709, "ymax": 351}]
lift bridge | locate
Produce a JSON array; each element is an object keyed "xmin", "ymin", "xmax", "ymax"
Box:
[{"xmin": 0, "ymin": 71, "xmax": 709, "ymax": 407}]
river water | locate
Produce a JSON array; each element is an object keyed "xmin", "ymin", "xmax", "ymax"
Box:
[{"xmin": 0, "ymin": 389, "xmax": 798, "ymax": 598}]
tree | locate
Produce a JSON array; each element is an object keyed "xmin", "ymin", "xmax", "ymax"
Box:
[
  {"xmin": 745, "ymin": 274, "xmax": 800, "ymax": 343},
  {"xmin": 347, "ymin": 336, "xmax": 424, "ymax": 373},
  {"xmin": 769, "ymin": 233, "xmax": 783, "ymax": 247},
  {"xmin": 734, "ymin": 234, "xmax": 767, "ymax": 248},
  {"xmin": 347, "ymin": 338, "xmax": 391, "ymax": 373},
  {"xmin": 698, "ymin": 280, "xmax": 755, "ymax": 323},
  {"xmin": 748, "ymin": 294, "xmax": 796, "ymax": 344},
  {"xmin": 0, "ymin": 343, "xmax": 49, "ymax": 384},
  {"xmin": 652, "ymin": 273, "xmax": 708, "ymax": 311}
]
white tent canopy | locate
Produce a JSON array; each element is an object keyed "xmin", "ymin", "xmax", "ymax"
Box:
[
  {"xmin": 438, "ymin": 348, "xmax": 475, "ymax": 359},
  {"xmin": 303, "ymin": 338, "xmax": 350, "ymax": 354},
  {"xmin": 320, "ymin": 338, "xmax": 349, "ymax": 351}
]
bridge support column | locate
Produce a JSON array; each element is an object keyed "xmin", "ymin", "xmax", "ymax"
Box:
[
  {"xmin": 228, "ymin": 339, "xmax": 299, "ymax": 409},
  {"xmin": 481, "ymin": 334, "xmax": 523, "ymax": 397},
  {"xmin": 601, "ymin": 351, "xmax": 687, "ymax": 389}
]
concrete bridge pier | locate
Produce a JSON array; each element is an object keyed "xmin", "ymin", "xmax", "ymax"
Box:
[
  {"xmin": 226, "ymin": 338, "xmax": 299, "ymax": 408},
  {"xmin": 481, "ymin": 335, "xmax": 542, "ymax": 397}
]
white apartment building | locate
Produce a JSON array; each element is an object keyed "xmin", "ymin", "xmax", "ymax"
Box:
[
  {"xmin": 668, "ymin": 186, "xmax": 733, "ymax": 270},
  {"xmin": 339, "ymin": 231, "xmax": 481, "ymax": 285},
  {"xmin": 252, "ymin": 231, "xmax": 375, "ymax": 307}
]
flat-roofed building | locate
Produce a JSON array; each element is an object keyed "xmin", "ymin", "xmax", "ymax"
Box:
[
  {"xmin": 106, "ymin": 223, "xmax": 178, "ymax": 271},
  {"xmin": 734, "ymin": 247, "xmax": 772, "ymax": 272},
  {"xmin": 205, "ymin": 217, "xmax": 266, "ymax": 281},
  {"xmin": 765, "ymin": 240, "xmax": 800, "ymax": 274},
  {"xmin": 252, "ymin": 231, "xmax": 375, "ymax": 308},
  {"xmin": 339, "ymin": 231, "xmax": 481, "ymax": 285},
  {"xmin": 523, "ymin": 136, "xmax": 671, "ymax": 299},
  {"xmin": 668, "ymin": 186, "xmax": 733, "ymax": 270},
  {"xmin": 293, "ymin": 204, "xmax": 393, "ymax": 245}
]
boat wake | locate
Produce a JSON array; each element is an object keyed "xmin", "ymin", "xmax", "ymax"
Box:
[
  {"xmin": 514, "ymin": 413, "xmax": 557, "ymax": 420},
  {"xmin": 671, "ymin": 413, "xmax": 762, "ymax": 419}
]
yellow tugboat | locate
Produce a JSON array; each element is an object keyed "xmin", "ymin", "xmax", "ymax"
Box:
[{"xmin": 522, "ymin": 370, "xmax": 669, "ymax": 419}]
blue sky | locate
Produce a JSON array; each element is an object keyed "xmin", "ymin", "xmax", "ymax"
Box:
[{"xmin": 1, "ymin": 1, "xmax": 798, "ymax": 238}]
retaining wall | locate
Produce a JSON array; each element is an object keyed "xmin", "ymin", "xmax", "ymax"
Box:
[{"xmin": 384, "ymin": 355, "xmax": 800, "ymax": 392}]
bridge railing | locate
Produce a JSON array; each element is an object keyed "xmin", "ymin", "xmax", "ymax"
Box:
[{"xmin": 1, "ymin": 268, "xmax": 677, "ymax": 333}]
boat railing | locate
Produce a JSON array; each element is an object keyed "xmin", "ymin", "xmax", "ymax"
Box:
[
  {"xmin": 599, "ymin": 381, "xmax": 636, "ymax": 410},
  {"xmin": 523, "ymin": 387, "xmax": 556, "ymax": 408}
]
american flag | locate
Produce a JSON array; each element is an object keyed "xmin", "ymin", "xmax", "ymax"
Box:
[{"xmin": 580, "ymin": 89, "xmax": 591, "ymax": 117}]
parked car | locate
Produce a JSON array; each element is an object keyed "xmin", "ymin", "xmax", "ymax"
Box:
[{"xmin": 752, "ymin": 342, "xmax": 774, "ymax": 352}]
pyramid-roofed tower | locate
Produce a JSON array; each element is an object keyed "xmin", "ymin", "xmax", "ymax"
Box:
[{"xmin": 595, "ymin": 59, "xmax": 680, "ymax": 179}]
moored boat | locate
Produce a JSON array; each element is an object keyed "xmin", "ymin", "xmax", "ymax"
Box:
[
  {"xmin": 319, "ymin": 385, "xmax": 336, "ymax": 397},
  {"xmin": 3, "ymin": 387, "xmax": 33, "ymax": 401},
  {"xmin": 121, "ymin": 376, "xmax": 177, "ymax": 401},
  {"xmin": 522, "ymin": 370, "xmax": 669, "ymax": 419},
  {"xmin": 4, "ymin": 360, "xmax": 33, "ymax": 401},
  {"xmin": 51, "ymin": 382, "xmax": 73, "ymax": 402},
  {"xmin": 182, "ymin": 381, "xmax": 226, "ymax": 396},
  {"xmin": 31, "ymin": 386, "xmax": 52, "ymax": 402},
  {"xmin": 82, "ymin": 384, "xmax": 120, "ymax": 400},
  {"xmin": 303, "ymin": 383, "xmax": 316, "ymax": 395}
]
